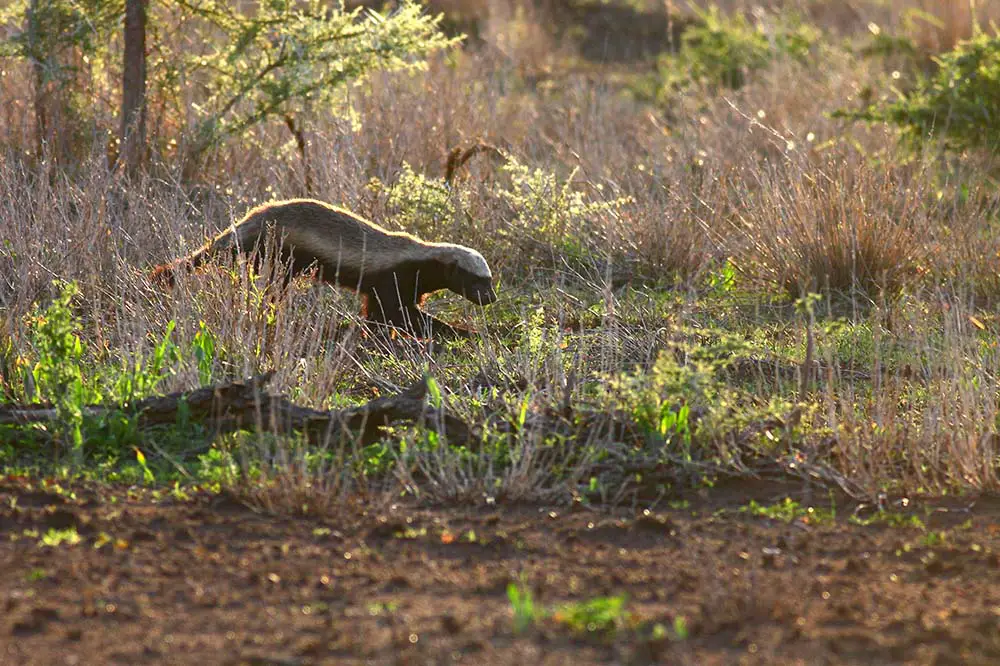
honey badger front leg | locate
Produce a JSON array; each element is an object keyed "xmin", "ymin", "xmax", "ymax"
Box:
[
  {"xmin": 401, "ymin": 304, "xmax": 469, "ymax": 339},
  {"xmin": 362, "ymin": 276, "xmax": 470, "ymax": 339}
]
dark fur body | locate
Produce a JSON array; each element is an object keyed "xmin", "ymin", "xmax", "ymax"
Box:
[{"xmin": 152, "ymin": 199, "xmax": 496, "ymax": 337}]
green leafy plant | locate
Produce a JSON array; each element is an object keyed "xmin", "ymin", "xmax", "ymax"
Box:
[
  {"xmin": 27, "ymin": 281, "xmax": 91, "ymax": 452},
  {"xmin": 742, "ymin": 497, "xmax": 835, "ymax": 525},
  {"xmin": 134, "ymin": 447, "xmax": 155, "ymax": 484},
  {"xmin": 109, "ymin": 321, "xmax": 179, "ymax": 403},
  {"xmin": 707, "ymin": 258, "xmax": 738, "ymax": 297},
  {"xmin": 507, "ymin": 585, "xmax": 636, "ymax": 639},
  {"xmin": 197, "ymin": 446, "xmax": 240, "ymax": 489},
  {"xmin": 26, "ymin": 568, "xmax": 47, "ymax": 582},
  {"xmin": 191, "ymin": 321, "xmax": 216, "ymax": 386},
  {"xmin": 38, "ymin": 527, "xmax": 81, "ymax": 547},
  {"xmin": 850, "ymin": 509, "xmax": 926, "ymax": 529},
  {"xmin": 605, "ymin": 348, "xmax": 719, "ymax": 459},
  {"xmin": 672, "ymin": 616, "xmax": 689, "ymax": 640},
  {"xmin": 17, "ymin": 286, "xmax": 204, "ymax": 472},
  {"xmin": 922, "ymin": 530, "xmax": 946, "ymax": 546}
]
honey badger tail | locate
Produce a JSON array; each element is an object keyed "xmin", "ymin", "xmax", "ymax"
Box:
[{"xmin": 150, "ymin": 246, "xmax": 211, "ymax": 287}]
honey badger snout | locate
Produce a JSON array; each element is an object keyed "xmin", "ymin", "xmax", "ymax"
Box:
[{"xmin": 463, "ymin": 279, "xmax": 498, "ymax": 305}]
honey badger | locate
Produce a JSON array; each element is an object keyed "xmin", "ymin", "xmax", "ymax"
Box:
[{"xmin": 152, "ymin": 199, "xmax": 497, "ymax": 337}]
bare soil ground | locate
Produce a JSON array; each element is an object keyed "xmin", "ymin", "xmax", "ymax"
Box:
[{"xmin": 2, "ymin": 478, "xmax": 999, "ymax": 665}]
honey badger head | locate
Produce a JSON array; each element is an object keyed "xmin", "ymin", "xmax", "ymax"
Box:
[{"xmin": 434, "ymin": 243, "xmax": 497, "ymax": 306}]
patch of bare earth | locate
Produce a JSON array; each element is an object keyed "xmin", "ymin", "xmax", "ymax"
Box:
[{"xmin": 2, "ymin": 478, "xmax": 999, "ymax": 665}]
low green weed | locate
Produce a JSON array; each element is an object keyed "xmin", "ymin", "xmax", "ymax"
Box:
[
  {"xmin": 191, "ymin": 321, "xmax": 217, "ymax": 386},
  {"xmin": 921, "ymin": 530, "xmax": 946, "ymax": 547},
  {"xmin": 108, "ymin": 321, "xmax": 179, "ymax": 403},
  {"xmin": 706, "ymin": 259, "xmax": 738, "ymax": 298},
  {"xmin": 507, "ymin": 585, "xmax": 652, "ymax": 641},
  {"xmin": 38, "ymin": 527, "xmax": 81, "ymax": 548},
  {"xmin": 742, "ymin": 497, "xmax": 835, "ymax": 525},
  {"xmin": 552, "ymin": 594, "xmax": 630, "ymax": 635},
  {"xmin": 26, "ymin": 568, "xmax": 47, "ymax": 582},
  {"xmin": 507, "ymin": 580, "xmax": 539, "ymax": 633},
  {"xmin": 27, "ymin": 281, "xmax": 91, "ymax": 452},
  {"xmin": 604, "ymin": 334, "xmax": 803, "ymax": 470},
  {"xmin": 850, "ymin": 510, "xmax": 926, "ymax": 529}
]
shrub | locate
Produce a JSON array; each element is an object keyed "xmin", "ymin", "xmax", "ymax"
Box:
[
  {"xmin": 657, "ymin": 5, "xmax": 818, "ymax": 97},
  {"xmin": 367, "ymin": 162, "xmax": 462, "ymax": 240},
  {"xmin": 494, "ymin": 153, "xmax": 631, "ymax": 268},
  {"xmin": 836, "ymin": 32, "xmax": 1000, "ymax": 153}
]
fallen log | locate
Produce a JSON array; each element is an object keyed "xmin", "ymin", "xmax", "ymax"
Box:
[{"xmin": 0, "ymin": 373, "xmax": 472, "ymax": 446}]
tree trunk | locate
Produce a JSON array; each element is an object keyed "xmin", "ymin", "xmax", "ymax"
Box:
[
  {"xmin": 26, "ymin": 0, "xmax": 48, "ymax": 158},
  {"xmin": 121, "ymin": 0, "xmax": 147, "ymax": 174}
]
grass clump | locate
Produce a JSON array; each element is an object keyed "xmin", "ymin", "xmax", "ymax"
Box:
[
  {"xmin": 734, "ymin": 156, "xmax": 929, "ymax": 298},
  {"xmin": 552, "ymin": 594, "xmax": 630, "ymax": 636},
  {"xmin": 508, "ymin": 580, "xmax": 539, "ymax": 634},
  {"xmin": 508, "ymin": 580, "xmax": 633, "ymax": 639}
]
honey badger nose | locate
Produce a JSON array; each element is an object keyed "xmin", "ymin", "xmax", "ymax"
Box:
[
  {"xmin": 479, "ymin": 286, "xmax": 498, "ymax": 304},
  {"xmin": 466, "ymin": 282, "xmax": 497, "ymax": 305}
]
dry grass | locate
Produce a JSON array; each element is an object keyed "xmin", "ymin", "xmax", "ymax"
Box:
[
  {"xmin": 2, "ymin": 1, "xmax": 1000, "ymax": 511},
  {"xmin": 894, "ymin": 0, "xmax": 1000, "ymax": 51},
  {"xmin": 821, "ymin": 292, "xmax": 1000, "ymax": 492}
]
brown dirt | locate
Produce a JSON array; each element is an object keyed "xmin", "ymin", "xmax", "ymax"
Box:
[{"xmin": 2, "ymin": 477, "xmax": 999, "ymax": 665}]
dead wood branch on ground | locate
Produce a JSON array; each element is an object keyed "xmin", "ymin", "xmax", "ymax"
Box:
[{"xmin": 0, "ymin": 373, "xmax": 473, "ymax": 446}]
